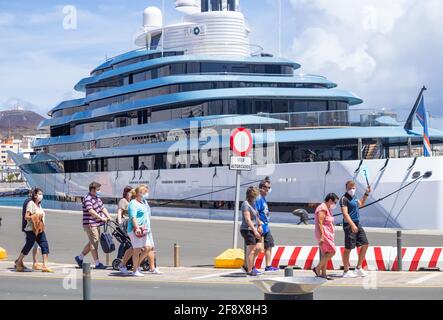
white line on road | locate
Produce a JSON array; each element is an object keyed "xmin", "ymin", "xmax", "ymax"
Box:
[
  {"xmin": 191, "ymin": 270, "xmax": 242, "ymax": 280},
  {"xmin": 407, "ymin": 273, "xmax": 442, "ymax": 284}
]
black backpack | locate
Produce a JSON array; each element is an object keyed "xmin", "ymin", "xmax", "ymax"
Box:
[
  {"xmin": 21, "ymin": 198, "xmax": 32, "ymax": 232},
  {"xmin": 100, "ymin": 223, "xmax": 116, "ymax": 254}
]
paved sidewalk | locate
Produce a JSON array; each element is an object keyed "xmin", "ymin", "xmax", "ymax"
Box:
[{"xmin": 1, "ymin": 260, "xmax": 442, "ymax": 289}]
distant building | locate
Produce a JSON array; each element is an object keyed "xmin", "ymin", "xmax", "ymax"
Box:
[
  {"xmin": 20, "ymin": 134, "xmax": 49, "ymax": 158},
  {"xmin": 0, "ymin": 134, "xmax": 48, "ymax": 181},
  {"xmin": 0, "ymin": 137, "xmax": 20, "ymax": 169}
]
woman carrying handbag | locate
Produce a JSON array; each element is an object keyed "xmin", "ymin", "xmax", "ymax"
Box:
[
  {"xmin": 15, "ymin": 188, "xmax": 53, "ymax": 273},
  {"xmin": 127, "ymin": 184, "xmax": 162, "ymax": 277}
]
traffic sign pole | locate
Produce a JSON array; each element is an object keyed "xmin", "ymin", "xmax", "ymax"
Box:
[
  {"xmin": 230, "ymin": 128, "xmax": 253, "ymax": 249},
  {"xmin": 233, "ymin": 170, "xmax": 241, "ymax": 248}
]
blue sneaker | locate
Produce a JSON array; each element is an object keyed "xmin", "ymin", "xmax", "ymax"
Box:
[
  {"xmin": 264, "ymin": 266, "xmax": 279, "ymax": 272},
  {"xmin": 248, "ymin": 268, "xmax": 261, "ymax": 277},
  {"xmin": 95, "ymin": 263, "xmax": 106, "ymax": 270},
  {"xmin": 252, "ymin": 267, "xmax": 263, "ymax": 275},
  {"xmin": 75, "ymin": 256, "xmax": 83, "ymax": 268}
]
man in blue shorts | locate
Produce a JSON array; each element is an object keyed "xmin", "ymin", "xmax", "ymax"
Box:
[
  {"xmin": 340, "ymin": 180, "xmax": 371, "ymax": 278},
  {"xmin": 256, "ymin": 178, "xmax": 279, "ymax": 272}
]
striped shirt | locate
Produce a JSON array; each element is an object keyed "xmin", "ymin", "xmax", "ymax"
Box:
[{"xmin": 82, "ymin": 193, "xmax": 105, "ymax": 227}]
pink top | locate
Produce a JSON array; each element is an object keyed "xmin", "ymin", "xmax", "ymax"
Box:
[{"xmin": 314, "ymin": 202, "xmax": 336, "ymax": 254}]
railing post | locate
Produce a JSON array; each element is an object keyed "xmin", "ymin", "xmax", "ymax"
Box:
[
  {"xmin": 284, "ymin": 267, "xmax": 293, "ymax": 277},
  {"xmin": 358, "ymin": 138, "xmax": 363, "ymax": 160},
  {"xmin": 397, "ymin": 231, "xmax": 403, "ymax": 271},
  {"xmin": 83, "ymin": 263, "xmax": 91, "ymax": 300},
  {"xmin": 174, "ymin": 243, "xmax": 181, "ymax": 267}
]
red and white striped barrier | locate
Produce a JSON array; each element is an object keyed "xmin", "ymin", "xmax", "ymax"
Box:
[
  {"xmin": 254, "ymin": 246, "xmax": 442, "ymax": 271},
  {"xmin": 390, "ymin": 247, "xmax": 443, "ymax": 271},
  {"xmin": 254, "ymin": 246, "xmax": 321, "ymax": 271}
]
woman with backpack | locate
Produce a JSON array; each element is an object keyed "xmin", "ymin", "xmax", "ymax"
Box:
[{"xmin": 15, "ymin": 188, "xmax": 53, "ymax": 273}]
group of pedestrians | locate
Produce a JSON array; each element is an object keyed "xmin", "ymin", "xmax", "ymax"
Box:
[
  {"xmin": 14, "ymin": 177, "xmax": 370, "ymax": 279},
  {"xmin": 14, "ymin": 181, "xmax": 161, "ymax": 277},
  {"xmin": 313, "ymin": 181, "xmax": 371, "ymax": 280},
  {"xmin": 74, "ymin": 182, "xmax": 162, "ymax": 276},
  {"xmin": 239, "ymin": 178, "xmax": 371, "ymax": 279}
]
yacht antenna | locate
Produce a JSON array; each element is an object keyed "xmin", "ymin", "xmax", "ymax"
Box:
[
  {"xmin": 161, "ymin": 0, "xmax": 165, "ymax": 57},
  {"xmin": 278, "ymin": 0, "xmax": 282, "ymax": 57}
]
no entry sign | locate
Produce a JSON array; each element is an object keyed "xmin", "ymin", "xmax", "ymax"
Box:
[{"xmin": 230, "ymin": 128, "xmax": 253, "ymax": 157}]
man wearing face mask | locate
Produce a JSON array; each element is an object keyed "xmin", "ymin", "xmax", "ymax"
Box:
[
  {"xmin": 339, "ymin": 181, "xmax": 371, "ymax": 278},
  {"xmin": 75, "ymin": 181, "xmax": 111, "ymax": 270},
  {"xmin": 255, "ymin": 178, "xmax": 279, "ymax": 272}
]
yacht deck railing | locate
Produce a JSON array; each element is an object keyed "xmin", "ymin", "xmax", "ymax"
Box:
[{"xmin": 257, "ymin": 109, "xmax": 405, "ymax": 129}]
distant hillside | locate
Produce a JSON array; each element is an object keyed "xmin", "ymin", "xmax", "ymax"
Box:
[{"xmin": 0, "ymin": 109, "xmax": 47, "ymax": 138}]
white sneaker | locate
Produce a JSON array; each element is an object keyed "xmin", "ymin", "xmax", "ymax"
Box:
[
  {"xmin": 147, "ymin": 268, "xmax": 163, "ymax": 275},
  {"xmin": 119, "ymin": 266, "xmax": 130, "ymax": 275},
  {"xmin": 355, "ymin": 268, "xmax": 368, "ymax": 277},
  {"xmin": 132, "ymin": 270, "xmax": 144, "ymax": 277},
  {"xmin": 343, "ymin": 270, "xmax": 358, "ymax": 278}
]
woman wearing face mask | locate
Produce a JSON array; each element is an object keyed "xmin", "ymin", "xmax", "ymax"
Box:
[
  {"xmin": 15, "ymin": 188, "xmax": 53, "ymax": 273},
  {"xmin": 240, "ymin": 186, "xmax": 263, "ymax": 276},
  {"xmin": 313, "ymin": 193, "xmax": 339, "ymax": 280},
  {"xmin": 127, "ymin": 185, "xmax": 162, "ymax": 277}
]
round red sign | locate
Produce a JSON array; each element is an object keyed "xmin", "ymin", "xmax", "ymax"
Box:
[{"xmin": 230, "ymin": 128, "xmax": 253, "ymax": 157}]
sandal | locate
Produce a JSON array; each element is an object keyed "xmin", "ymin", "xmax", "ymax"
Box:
[
  {"xmin": 42, "ymin": 267, "xmax": 54, "ymax": 273},
  {"xmin": 33, "ymin": 262, "xmax": 43, "ymax": 270},
  {"xmin": 320, "ymin": 275, "xmax": 334, "ymax": 281},
  {"xmin": 312, "ymin": 267, "xmax": 320, "ymax": 277},
  {"xmin": 15, "ymin": 262, "xmax": 32, "ymax": 272}
]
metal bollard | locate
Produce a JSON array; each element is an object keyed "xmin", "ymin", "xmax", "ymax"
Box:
[
  {"xmin": 397, "ymin": 231, "xmax": 403, "ymax": 271},
  {"xmin": 174, "ymin": 243, "xmax": 180, "ymax": 267},
  {"xmin": 284, "ymin": 267, "xmax": 293, "ymax": 277},
  {"xmin": 254, "ymin": 277, "xmax": 325, "ymax": 301},
  {"xmin": 83, "ymin": 263, "xmax": 91, "ymax": 300}
]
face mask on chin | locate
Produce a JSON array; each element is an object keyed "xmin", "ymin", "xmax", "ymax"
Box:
[{"xmin": 330, "ymin": 204, "xmax": 337, "ymax": 210}]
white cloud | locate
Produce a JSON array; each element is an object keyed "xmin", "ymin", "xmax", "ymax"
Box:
[
  {"xmin": 292, "ymin": 28, "xmax": 376, "ymax": 80},
  {"xmin": 286, "ymin": 0, "xmax": 443, "ymax": 116}
]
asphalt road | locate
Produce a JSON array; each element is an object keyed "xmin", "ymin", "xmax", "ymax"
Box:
[
  {"xmin": 1, "ymin": 206, "xmax": 443, "ymax": 301},
  {"xmin": 1, "ymin": 276, "xmax": 442, "ymax": 300}
]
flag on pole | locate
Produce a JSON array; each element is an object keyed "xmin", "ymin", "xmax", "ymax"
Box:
[{"xmin": 415, "ymin": 96, "xmax": 432, "ymax": 157}]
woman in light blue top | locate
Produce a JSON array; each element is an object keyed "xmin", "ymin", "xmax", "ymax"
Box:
[{"xmin": 127, "ymin": 184, "xmax": 162, "ymax": 277}]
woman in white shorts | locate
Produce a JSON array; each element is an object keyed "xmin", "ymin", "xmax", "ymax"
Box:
[{"xmin": 127, "ymin": 185, "xmax": 162, "ymax": 277}]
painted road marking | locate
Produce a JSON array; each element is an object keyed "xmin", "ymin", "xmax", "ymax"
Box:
[
  {"xmin": 1, "ymin": 260, "xmax": 443, "ymax": 289},
  {"xmin": 1, "ymin": 270, "xmax": 443, "ymax": 289},
  {"xmin": 191, "ymin": 270, "xmax": 243, "ymax": 280},
  {"xmin": 407, "ymin": 273, "xmax": 442, "ymax": 284}
]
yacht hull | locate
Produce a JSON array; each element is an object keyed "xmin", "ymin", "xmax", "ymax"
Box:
[{"xmin": 21, "ymin": 156, "xmax": 443, "ymax": 229}]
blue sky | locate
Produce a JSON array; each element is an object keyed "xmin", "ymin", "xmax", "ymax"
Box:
[{"xmin": 0, "ymin": 0, "xmax": 442, "ymax": 117}]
